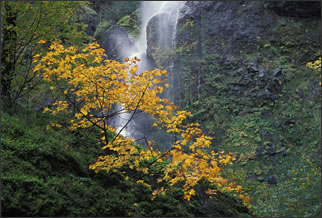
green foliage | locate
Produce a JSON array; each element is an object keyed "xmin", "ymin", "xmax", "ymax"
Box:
[
  {"xmin": 117, "ymin": 10, "xmax": 140, "ymax": 39},
  {"xmin": 79, "ymin": 2, "xmax": 97, "ymax": 15},
  {"xmin": 94, "ymin": 20, "xmax": 111, "ymax": 40},
  {"xmin": 226, "ymin": 156, "xmax": 321, "ymax": 217},
  {"xmin": 1, "ymin": 108, "xmax": 249, "ymax": 216},
  {"xmin": 175, "ymin": 10, "xmax": 321, "ymax": 217},
  {"xmin": 103, "ymin": 1, "xmax": 140, "ymax": 24},
  {"xmin": 1, "ymin": 1, "xmax": 90, "ymax": 105},
  {"xmin": 205, "ymin": 56, "xmax": 320, "ymax": 216}
]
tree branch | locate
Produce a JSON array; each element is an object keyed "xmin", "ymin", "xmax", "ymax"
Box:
[{"xmin": 110, "ymin": 83, "xmax": 150, "ymax": 144}]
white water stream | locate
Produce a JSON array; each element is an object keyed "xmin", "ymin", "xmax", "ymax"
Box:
[{"xmin": 113, "ymin": 1, "xmax": 184, "ymax": 140}]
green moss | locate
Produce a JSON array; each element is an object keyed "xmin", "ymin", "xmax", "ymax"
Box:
[
  {"xmin": 175, "ymin": 9, "xmax": 321, "ymax": 216},
  {"xmin": 80, "ymin": 3, "xmax": 97, "ymax": 15},
  {"xmin": 94, "ymin": 20, "xmax": 111, "ymax": 40},
  {"xmin": 1, "ymin": 108, "xmax": 250, "ymax": 216},
  {"xmin": 117, "ymin": 10, "xmax": 140, "ymax": 39}
]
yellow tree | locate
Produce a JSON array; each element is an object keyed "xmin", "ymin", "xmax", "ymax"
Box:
[
  {"xmin": 306, "ymin": 57, "xmax": 321, "ymax": 86},
  {"xmin": 33, "ymin": 41, "xmax": 250, "ymax": 205}
]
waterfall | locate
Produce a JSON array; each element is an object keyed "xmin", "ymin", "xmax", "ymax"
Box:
[{"xmin": 112, "ymin": 1, "xmax": 184, "ymax": 143}]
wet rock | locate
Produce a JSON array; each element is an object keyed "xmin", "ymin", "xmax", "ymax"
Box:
[
  {"xmin": 249, "ymin": 173, "xmax": 257, "ymax": 180},
  {"xmin": 281, "ymin": 147, "xmax": 287, "ymax": 156},
  {"xmin": 310, "ymin": 152, "xmax": 321, "ymax": 167},
  {"xmin": 283, "ymin": 119, "xmax": 296, "ymax": 127},
  {"xmin": 307, "ymin": 79, "xmax": 321, "ymax": 100},
  {"xmin": 178, "ymin": 1, "xmax": 275, "ymax": 54},
  {"xmin": 146, "ymin": 7, "xmax": 180, "ymax": 63},
  {"xmin": 77, "ymin": 5, "xmax": 99, "ymax": 37},
  {"xmin": 273, "ymin": 68, "xmax": 282, "ymax": 77},
  {"xmin": 258, "ymin": 67, "xmax": 265, "ymax": 78},
  {"xmin": 33, "ymin": 97, "xmax": 56, "ymax": 112},
  {"xmin": 268, "ymin": 143, "xmax": 276, "ymax": 155},
  {"xmin": 260, "ymin": 129, "xmax": 272, "ymax": 139},
  {"xmin": 248, "ymin": 65, "xmax": 258, "ymax": 73},
  {"xmin": 230, "ymin": 83, "xmax": 241, "ymax": 91},
  {"xmin": 230, "ymin": 68, "xmax": 243, "ymax": 77},
  {"xmin": 257, "ymin": 175, "xmax": 265, "ymax": 182},
  {"xmin": 256, "ymin": 146, "xmax": 264, "ymax": 158},
  {"xmin": 264, "ymin": 175, "xmax": 277, "ymax": 185},
  {"xmin": 267, "ymin": 1, "xmax": 321, "ymax": 18},
  {"xmin": 262, "ymin": 111, "xmax": 272, "ymax": 119},
  {"xmin": 98, "ymin": 25, "xmax": 135, "ymax": 61},
  {"xmin": 258, "ymin": 81, "xmax": 266, "ymax": 89},
  {"xmin": 267, "ymin": 79, "xmax": 282, "ymax": 93},
  {"xmin": 296, "ymin": 88, "xmax": 306, "ymax": 99},
  {"xmin": 178, "ymin": 1, "xmax": 203, "ymax": 20},
  {"xmin": 223, "ymin": 59, "xmax": 233, "ymax": 67},
  {"xmin": 256, "ymin": 89, "xmax": 276, "ymax": 102}
]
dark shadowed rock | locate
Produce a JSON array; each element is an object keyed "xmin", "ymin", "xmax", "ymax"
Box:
[
  {"xmin": 258, "ymin": 67, "xmax": 266, "ymax": 78},
  {"xmin": 79, "ymin": 12, "xmax": 98, "ymax": 37},
  {"xmin": 267, "ymin": 1, "xmax": 321, "ymax": 18},
  {"xmin": 264, "ymin": 175, "xmax": 277, "ymax": 185},
  {"xmin": 248, "ymin": 65, "xmax": 258, "ymax": 73},
  {"xmin": 146, "ymin": 11, "xmax": 178, "ymax": 62},
  {"xmin": 268, "ymin": 143, "xmax": 276, "ymax": 155},
  {"xmin": 76, "ymin": 4, "xmax": 100, "ymax": 37},
  {"xmin": 307, "ymin": 79, "xmax": 321, "ymax": 100},
  {"xmin": 98, "ymin": 25, "xmax": 135, "ymax": 61},
  {"xmin": 273, "ymin": 68, "xmax": 282, "ymax": 77}
]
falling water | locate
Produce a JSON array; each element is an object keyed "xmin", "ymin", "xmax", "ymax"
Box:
[{"xmin": 112, "ymin": 1, "xmax": 184, "ymax": 142}]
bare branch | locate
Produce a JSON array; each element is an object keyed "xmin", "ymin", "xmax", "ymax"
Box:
[{"xmin": 111, "ymin": 83, "xmax": 150, "ymax": 144}]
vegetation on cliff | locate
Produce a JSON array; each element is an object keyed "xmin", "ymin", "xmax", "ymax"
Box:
[
  {"xmin": 1, "ymin": 1, "xmax": 320, "ymax": 217},
  {"xmin": 2, "ymin": 105, "xmax": 251, "ymax": 217},
  {"xmin": 1, "ymin": 1, "xmax": 250, "ymax": 217}
]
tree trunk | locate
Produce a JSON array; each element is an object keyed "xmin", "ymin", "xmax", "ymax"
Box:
[{"xmin": 1, "ymin": 1, "xmax": 17, "ymax": 104}]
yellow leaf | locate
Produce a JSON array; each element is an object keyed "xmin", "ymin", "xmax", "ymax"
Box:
[
  {"xmin": 111, "ymin": 74, "xmax": 117, "ymax": 80},
  {"xmin": 130, "ymin": 65, "xmax": 138, "ymax": 74},
  {"xmin": 184, "ymin": 194, "xmax": 191, "ymax": 201},
  {"xmin": 196, "ymin": 149, "xmax": 203, "ymax": 155},
  {"xmin": 188, "ymin": 189, "xmax": 196, "ymax": 196}
]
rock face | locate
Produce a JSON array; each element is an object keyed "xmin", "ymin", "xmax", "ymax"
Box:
[
  {"xmin": 166, "ymin": 0, "xmax": 321, "ymax": 113},
  {"xmin": 97, "ymin": 25, "xmax": 135, "ymax": 61},
  {"xmin": 178, "ymin": 1, "xmax": 274, "ymax": 50},
  {"xmin": 266, "ymin": 1, "xmax": 321, "ymax": 18},
  {"xmin": 77, "ymin": 4, "xmax": 99, "ymax": 37},
  {"xmin": 146, "ymin": 13, "xmax": 178, "ymax": 60},
  {"xmin": 64, "ymin": 2, "xmax": 320, "ymax": 216},
  {"xmin": 145, "ymin": 1, "xmax": 320, "ymax": 106},
  {"xmin": 79, "ymin": 12, "xmax": 98, "ymax": 37},
  {"xmin": 146, "ymin": 6, "xmax": 182, "ymax": 69},
  {"xmin": 146, "ymin": 0, "xmax": 321, "ymax": 199},
  {"xmin": 146, "ymin": 13, "xmax": 169, "ymax": 61}
]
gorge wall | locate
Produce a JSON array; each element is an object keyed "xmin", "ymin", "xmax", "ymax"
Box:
[
  {"xmin": 145, "ymin": 1, "xmax": 321, "ymax": 215},
  {"xmin": 83, "ymin": 1, "xmax": 320, "ymax": 216}
]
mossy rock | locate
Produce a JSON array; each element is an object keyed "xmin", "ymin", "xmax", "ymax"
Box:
[
  {"xmin": 117, "ymin": 9, "xmax": 140, "ymax": 39},
  {"xmin": 94, "ymin": 20, "xmax": 111, "ymax": 40}
]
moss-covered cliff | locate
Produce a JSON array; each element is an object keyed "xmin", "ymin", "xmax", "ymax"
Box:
[
  {"xmin": 3, "ymin": 1, "xmax": 319, "ymax": 217},
  {"xmin": 146, "ymin": 1, "xmax": 321, "ymax": 216}
]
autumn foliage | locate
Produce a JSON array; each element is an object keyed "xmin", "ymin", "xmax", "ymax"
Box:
[
  {"xmin": 33, "ymin": 41, "xmax": 250, "ymax": 205},
  {"xmin": 306, "ymin": 57, "xmax": 321, "ymax": 86}
]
